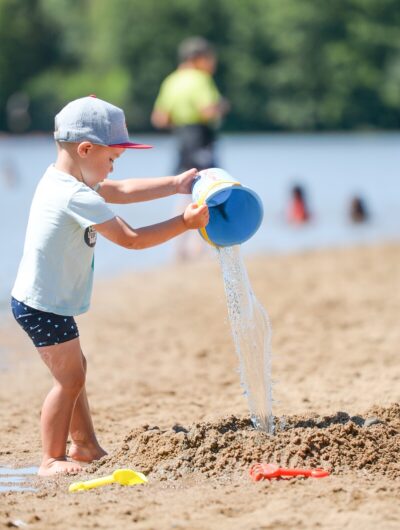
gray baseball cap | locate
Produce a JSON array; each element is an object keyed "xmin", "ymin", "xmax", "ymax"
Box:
[{"xmin": 54, "ymin": 95, "xmax": 152, "ymax": 149}]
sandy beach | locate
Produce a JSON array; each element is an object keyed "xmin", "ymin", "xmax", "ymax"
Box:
[{"xmin": 0, "ymin": 243, "xmax": 399, "ymax": 530}]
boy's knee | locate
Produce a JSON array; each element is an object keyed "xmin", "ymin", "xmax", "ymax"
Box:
[{"xmin": 60, "ymin": 371, "xmax": 86, "ymax": 396}]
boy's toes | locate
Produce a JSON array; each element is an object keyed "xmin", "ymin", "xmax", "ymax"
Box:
[
  {"xmin": 38, "ymin": 458, "xmax": 83, "ymax": 477},
  {"xmin": 66, "ymin": 463, "xmax": 83, "ymax": 475}
]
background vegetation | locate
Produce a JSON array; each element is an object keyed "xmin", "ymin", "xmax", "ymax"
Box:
[{"xmin": 1, "ymin": 0, "xmax": 400, "ymax": 132}]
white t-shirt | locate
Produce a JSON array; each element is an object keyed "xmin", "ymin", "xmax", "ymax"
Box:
[{"xmin": 12, "ymin": 165, "xmax": 115, "ymax": 315}]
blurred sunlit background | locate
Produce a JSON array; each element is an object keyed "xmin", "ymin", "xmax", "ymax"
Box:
[{"xmin": 1, "ymin": 0, "xmax": 400, "ymax": 305}]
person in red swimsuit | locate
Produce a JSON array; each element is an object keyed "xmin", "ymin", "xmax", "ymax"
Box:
[{"xmin": 287, "ymin": 184, "xmax": 311, "ymax": 224}]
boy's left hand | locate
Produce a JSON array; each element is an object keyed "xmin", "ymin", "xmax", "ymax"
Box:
[{"xmin": 175, "ymin": 168, "xmax": 198, "ymax": 194}]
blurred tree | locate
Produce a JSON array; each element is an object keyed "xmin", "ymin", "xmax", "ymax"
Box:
[
  {"xmin": 27, "ymin": 0, "xmax": 131, "ymax": 129},
  {"xmin": 0, "ymin": 0, "xmax": 399, "ymax": 132},
  {"xmin": 0, "ymin": 0, "xmax": 60, "ymax": 130},
  {"xmin": 259, "ymin": 0, "xmax": 400, "ymax": 130}
]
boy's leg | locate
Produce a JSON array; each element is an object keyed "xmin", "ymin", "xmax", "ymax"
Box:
[
  {"xmin": 37, "ymin": 337, "xmax": 86, "ymax": 476},
  {"xmin": 68, "ymin": 351, "xmax": 107, "ymax": 462}
]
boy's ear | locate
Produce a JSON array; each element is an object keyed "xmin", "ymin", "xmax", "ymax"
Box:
[{"xmin": 77, "ymin": 141, "xmax": 94, "ymax": 158}]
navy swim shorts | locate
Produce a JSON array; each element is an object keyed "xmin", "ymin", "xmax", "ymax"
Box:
[{"xmin": 11, "ymin": 297, "xmax": 79, "ymax": 348}]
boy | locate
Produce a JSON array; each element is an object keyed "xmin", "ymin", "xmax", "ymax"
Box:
[{"xmin": 11, "ymin": 95, "xmax": 209, "ymax": 476}]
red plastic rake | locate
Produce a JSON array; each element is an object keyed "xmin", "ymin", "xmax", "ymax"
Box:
[{"xmin": 250, "ymin": 463, "xmax": 330, "ymax": 481}]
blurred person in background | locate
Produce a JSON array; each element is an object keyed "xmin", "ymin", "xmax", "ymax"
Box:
[
  {"xmin": 151, "ymin": 36, "xmax": 229, "ymax": 173},
  {"xmin": 151, "ymin": 36, "xmax": 229, "ymax": 261},
  {"xmin": 0, "ymin": 158, "xmax": 19, "ymax": 188},
  {"xmin": 287, "ymin": 184, "xmax": 311, "ymax": 225},
  {"xmin": 349, "ymin": 195, "xmax": 369, "ymax": 223}
]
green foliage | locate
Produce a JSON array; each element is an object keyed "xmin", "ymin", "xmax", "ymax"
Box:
[
  {"xmin": 0, "ymin": 0, "xmax": 399, "ymax": 131},
  {"xmin": 0, "ymin": 0, "xmax": 59, "ymax": 129},
  {"xmin": 27, "ymin": 67, "xmax": 131, "ymax": 130}
]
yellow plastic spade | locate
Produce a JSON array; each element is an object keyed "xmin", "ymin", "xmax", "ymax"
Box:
[{"xmin": 68, "ymin": 468, "xmax": 147, "ymax": 492}]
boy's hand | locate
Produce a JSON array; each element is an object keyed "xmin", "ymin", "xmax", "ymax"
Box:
[
  {"xmin": 183, "ymin": 203, "xmax": 209, "ymax": 229},
  {"xmin": 175, "ymin": 168, "xmax": 198, "ymax": 194}
]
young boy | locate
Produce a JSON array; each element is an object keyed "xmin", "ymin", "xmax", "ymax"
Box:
[{"xmin": 11, "ymin": 95, "xmax": 209, "ymax": 476}]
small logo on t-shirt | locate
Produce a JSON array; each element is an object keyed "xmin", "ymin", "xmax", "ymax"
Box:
[{"xmin": 84, "ymin": 226, "xmax": 97, "ymax": 247}]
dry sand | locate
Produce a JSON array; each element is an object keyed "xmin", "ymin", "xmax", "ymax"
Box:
[{"xmin": 0, "ymin": 243, "xmax": 399, "ymax": 530}]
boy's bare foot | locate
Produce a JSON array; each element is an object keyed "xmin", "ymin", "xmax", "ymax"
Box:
[
  {"xmin": 38, "ymin": 458, "xmax": 82, "ymax": 476},
  {"xmin": 68, "ymin": 442, "xmax": 107, "ymax": 463}
]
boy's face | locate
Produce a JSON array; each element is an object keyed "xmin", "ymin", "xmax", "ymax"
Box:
[{"xmin": 78, "ymin": 143, "xmax": 126, "ymax": 186}]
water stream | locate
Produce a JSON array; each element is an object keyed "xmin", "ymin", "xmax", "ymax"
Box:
[{"xmin": 218, "ymin": 246, "xmax": 274, "ymax": 433}]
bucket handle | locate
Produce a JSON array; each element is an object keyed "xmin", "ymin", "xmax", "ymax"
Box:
[{"xmin": 196, "ymin": 180, "xmax": 241, "ymax": 247}]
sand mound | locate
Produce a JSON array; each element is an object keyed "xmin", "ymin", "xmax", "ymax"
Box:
[{"xmin": 91, "ymin": 403, "xmax": 400, "ymax": 480}]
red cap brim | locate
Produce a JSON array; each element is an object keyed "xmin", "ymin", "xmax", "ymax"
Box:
[{"xmin": 109, "ymin": 142, "xmax": 152, "ymax": 149}]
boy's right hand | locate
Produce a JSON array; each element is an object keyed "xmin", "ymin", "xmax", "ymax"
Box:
[{"xmin": 183, "ymin": 203, "xmax": 209, "ymax": 229}]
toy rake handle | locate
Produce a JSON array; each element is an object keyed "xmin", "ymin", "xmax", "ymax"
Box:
[
  {"xmin": 69, "ymin": 474, "xmax": 115, "ymax": 492},
  {"xmin": 280, "ymin": 468, "xmax": 329, "ymax": 478}
]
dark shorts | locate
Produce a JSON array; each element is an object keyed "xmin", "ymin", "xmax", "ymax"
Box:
[
  {"xmin": 175, "ymin": 124, "xmax": 217, "ymax": 172},
  {"xmin": 11, "ymin": 297, "xmax": 79, "ymax": 348}
]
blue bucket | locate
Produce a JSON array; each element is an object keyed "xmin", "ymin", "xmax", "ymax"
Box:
[{"xmin": 192, "ymin": 168, "xmax": 263, "ymax": 247}]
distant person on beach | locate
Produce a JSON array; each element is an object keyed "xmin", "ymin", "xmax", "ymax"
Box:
[
  {"xmin": 0, "ymin": 158, "xmax": 19, "ymax": 188},
  {"xmin": 151, "ymin": 37, "xmax": 228, "ymax": 260},
  {"xmin": 349, "ymin": 195, "xmax": 369, "ymax": 223},
  {"xmin": 10, "ymin": 96, "xmax": 209, "ymax": 477},
  {"xmin": 287, "ymin": 184, "xmax": 311, "ymax": 224},
  {"xmin": 151, "ymin": 36, "xmax": 229, "ymax": 173}
]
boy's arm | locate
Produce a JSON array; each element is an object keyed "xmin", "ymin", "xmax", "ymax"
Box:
[
  {"xmin": 94, "ymin": 202, "xmax": 209, "ymax": 250},
  {"xmin": 97, "ymin": 168, "xmax": 198, "ymax": 204}
]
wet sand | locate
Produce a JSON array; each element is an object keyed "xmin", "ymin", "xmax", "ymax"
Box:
[{"xmin": 0, "ymin": 243, "xmax": 399, "ymax": 529}]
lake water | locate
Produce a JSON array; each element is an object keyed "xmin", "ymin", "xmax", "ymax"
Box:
[
  {"xmin": 1, "ymin": 132, "xmax": 399, "ymax": 306},
  {"xmin": 0, "ymin": 466, "xmax": 38, "ymax": 492}
]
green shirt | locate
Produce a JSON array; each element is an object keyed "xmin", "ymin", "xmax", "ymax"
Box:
[{"xmin": 153, "ymin": 68, "xmax": 221, "ymax": 126}]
